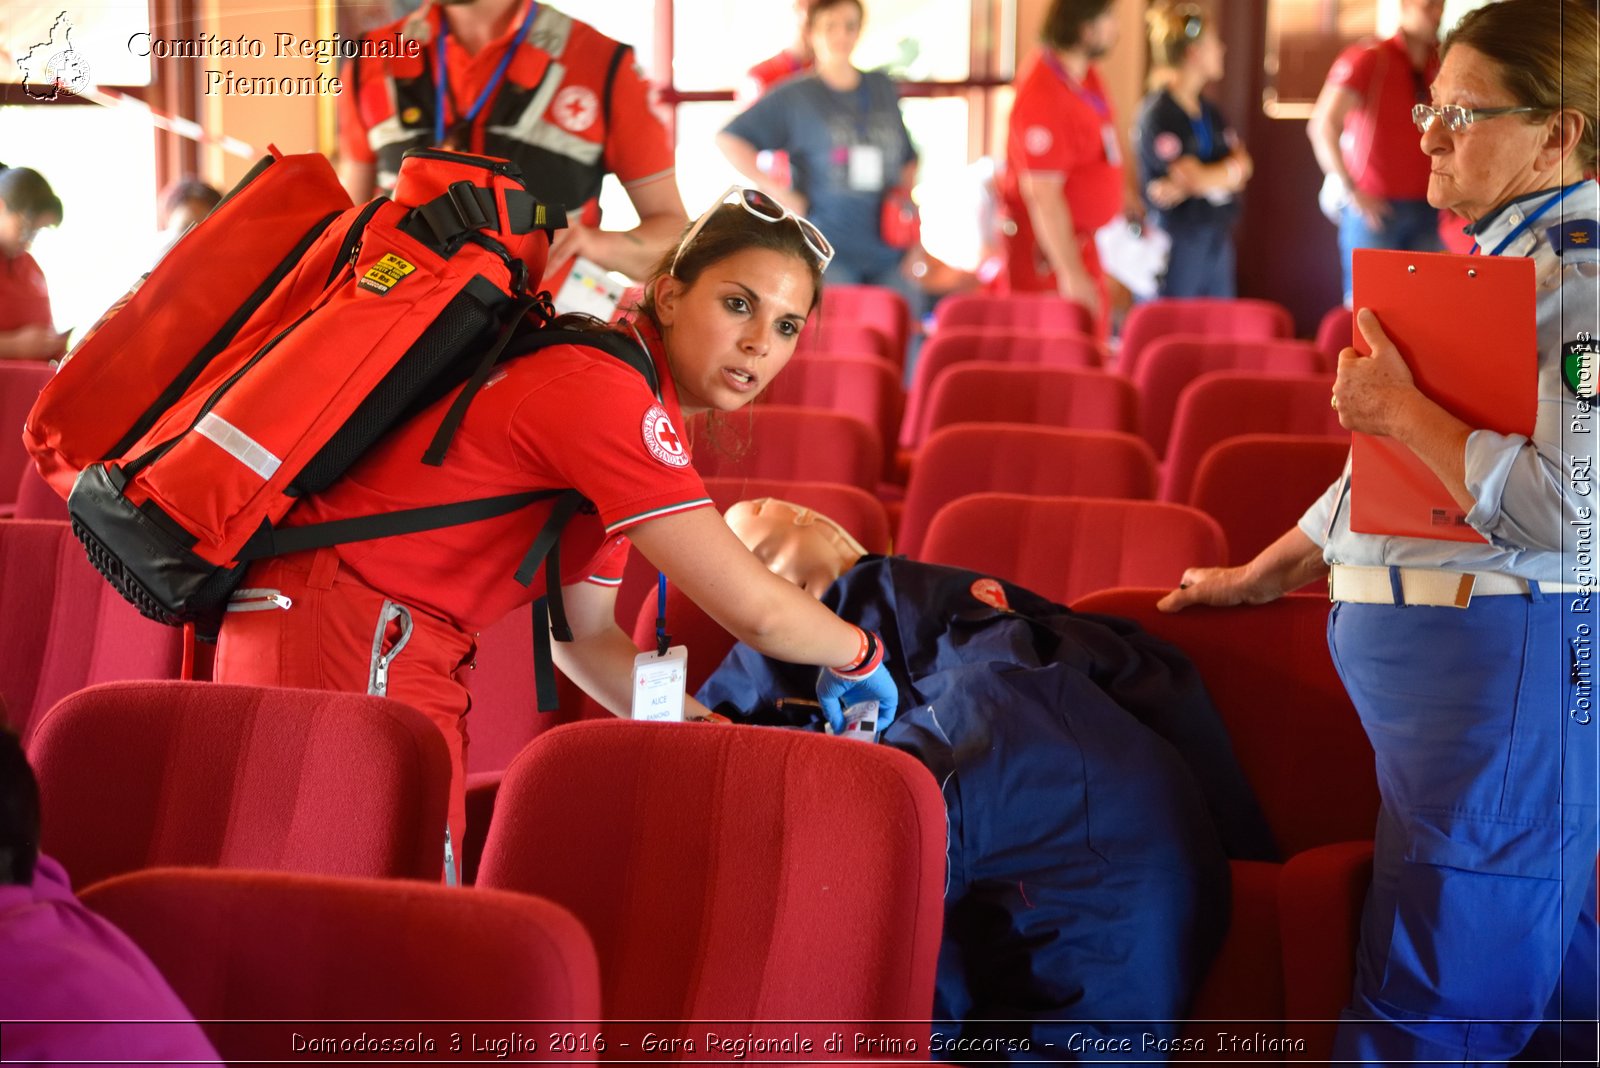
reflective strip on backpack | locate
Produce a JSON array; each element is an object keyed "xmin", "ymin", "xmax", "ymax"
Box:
[{"xmin": 195, "ymin": 413, "xmax": 282, "ymax": 481}]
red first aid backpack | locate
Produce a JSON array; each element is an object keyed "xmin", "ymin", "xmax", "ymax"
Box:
[{"xmin": 23, "ymin": 147, "xmax": 655, "ymax": 671}]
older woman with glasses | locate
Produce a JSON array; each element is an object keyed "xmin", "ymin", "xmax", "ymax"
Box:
[
  {"xmin": 1162, "ymin": 1, "xmax": 1598, "ymax": 1059},
  {"xmin": 216, "ymin": 187, "xmax": 898, "ymax": 877},
  {"xmin": 1133, "ymin": 2, "xmax": 1252, "ymax": 299}
]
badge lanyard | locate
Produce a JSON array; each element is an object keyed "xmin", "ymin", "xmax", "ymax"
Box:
[
  {"xmin": 1039, "ymin": 50, "xmax": 1110, "ymax": 121},
  {"xmin": 434, "ymin": 2, "xmax": 539, "ymax": 147},
  {"xmin": 1187, "ymin": 106, "xmax": 1214, "ymax": 160},
  {"xmin": 1472, "ymin": 181, "xmax": 1585, "ymax": 257}
]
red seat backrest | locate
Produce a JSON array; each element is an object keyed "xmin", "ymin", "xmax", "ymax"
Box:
[
  {"xmin": 1070, "ymin": 588, "xmax": 1378, "ymax": 856},
  {"xmin": 898, "ymin": 425, "xmax": 1158, "ymax": 557},
  {"xmin": 0, "ymin": 361, "xmax": 53, "ymax": 512},
  {"xmin": 1160, "ymin": 371, "xmax": 1343, "ymax": 502},
  {"xmin": 903, "ymin": 328, "xmax": 1106, "ymax": 448},
  {"xmin": 820, "ymin": 283, "xmax": 911, "ymax": 364},
  {"xmin": 29, "ymin": 679, "xmax": 451, "ymax": 886},
  {"xmin": 1118, "ymin": 298, "xmax": 1295, "ymax": 378},
  {"xmin": 0, "ymin": 518, "xmax": 184, "ymax": 740},
  {"xmin": 1190, "ymin": 434, "xmax": 1350, "ymax": 565},
  {"xmin": 919, "ymin": 493, "xmax": 1226, "ymax": 603},
  {"xmin": 794, "ymin": 318, "xmax": 897, "ymax": 366},
  {"xmin": 689, "ymin": 405, "xmax": 882, "ymax": 490},
  {"xmin": 1314, "ymin": 304, "xmax": 1354, "ymax": 368},
  {"xmin": 479, "ymin": 720, "xmax": 945, "ymax": 1044},
  {"xmin": 1133, "ymin": 336, "xmax": 1327, "ymax": 457},
  {"xmin": 918, "ymin": 363, "xmax": 1137, "ymax": 445},
  {"xmin": 933, "ymin": 292, "xmax": 1094, "ymax": 335},
  {"xmin": 82, "ymin": 867, "xmax": 599, "ymax": 1060},
  {"xmin": 760, "ymin": 355, "xmax": 903, "ymax": 471}
]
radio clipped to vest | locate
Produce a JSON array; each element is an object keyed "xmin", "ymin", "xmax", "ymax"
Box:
[{"xmin": 23, "ymin": 146, "xmax": 596, "ymax": 639}]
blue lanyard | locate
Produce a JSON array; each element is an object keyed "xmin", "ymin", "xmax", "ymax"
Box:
[
  {"xmin": 1471, "ymin": 181, "xmax": 1585, "ymax": 256},
  {"xmin": 1040, "ymin": 50, "xmax": 1109, "ymax": 119},
  {"xmin": 654, "ymin": 572, "xmax": 670, "ymax": 656},
  {"xmin": 434, "ymin": 3, "xmax": 539, "ymax": 146}
]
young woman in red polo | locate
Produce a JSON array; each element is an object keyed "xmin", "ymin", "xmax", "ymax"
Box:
[{"xmin": 214, "ymin": 188, "xmax": 898, "ymax": 876}]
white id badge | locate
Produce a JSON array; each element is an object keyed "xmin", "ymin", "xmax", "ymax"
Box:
[
  {"xmin": 631, "ymin": 645, "xmax": 688, "ymax": 722},
  {"xmin": 1100, "ymin": 123, "xmax": 1122, "ymax": 166},
  {"xmin": 847, "ymin": 144, "xmax": 885, "ymax": 192}
]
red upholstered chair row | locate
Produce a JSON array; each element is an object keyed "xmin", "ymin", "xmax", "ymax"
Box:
[
  {"xmin": 29, "ymin": 680, "xmax": 451, "ymax": 888},
  {"xmin": 932, "ymin": 291, "xmax": 1095, "ymax": 336},
  {"xmin": 919, "ymin": 492, "xmax": 1226, "ymax": 605},
  {"xmin": 909, "ymin": 362, "xmax": 1137, "ymax": 450},
  {"xmin": 1190, "ymin": 434, "xmax": 1350, "ymax": 566},
  {"xmin": 478, "ymin": 719, "xmax": 946, "ymax": 1047},
  {"xmin": 1160, "ymin": 371, "xmax": 1344, "ymax": 502},
  {"xmin": 12, "ymin": 462, "xmax": 66, "ymax": 521},
  {"xmin": 897, "ymin": 425, "xmax": 1159, "ymax": 558},
  {"xmin": 688, "ymin": 406, "xmax": 882, "ymax": 491},
  {"xmin": 0, "ymin": 519, "xmax": 184, "ymax": 740},
  {"xmin": 0, "ymin": 360, "xmax": 52, "ymax": 516},
  {"xmin": 81, "ymin": 868, "xmax": 601, "ymax": 1061},
  {"xmin": 794, "ymin": 318, "xmax": 899, "ymax": 366},
  {"xmin": 760, "ymin": 354, "xmax": 903, "ymax": 473},
  {"xmin": 819, "ymin": 283, "xmax": 912, "ymax": 367},
  {"xmin": 1117, "ymin": 296, "xmax": 1296, "ymax": 378},
  {"xmin": 1133, "ymin": 335, "xmax": 1327, "ymax": 457},
  {"xmin": 1315, "ymin": 303, "xmax": 1355, "ymax": 368}
]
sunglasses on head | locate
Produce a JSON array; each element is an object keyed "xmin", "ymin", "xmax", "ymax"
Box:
[{"xmin": 671, "ymin": 185, "xmax": 835, "ymax": 276}]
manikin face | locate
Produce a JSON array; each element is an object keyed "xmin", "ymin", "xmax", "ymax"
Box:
[
  {"xmin": 655, "ymin": 246, "xmax": 815, "ymax": 415},
  {"xmin": 725, "ymin": 498, "xmax": 865, "ymax": 598},
  {"xmin": 1422, "ymin": 44, "xmax": 1559, "ymax": 222}
]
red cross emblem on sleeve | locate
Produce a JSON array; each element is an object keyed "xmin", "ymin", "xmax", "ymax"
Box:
[{"xmin": 642, "ymin": 405, "xmax": 690, "ymax": 468}]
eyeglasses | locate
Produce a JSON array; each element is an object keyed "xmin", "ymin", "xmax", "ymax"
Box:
[
  {"xmin": 1411, "ymin": 102, "xmax": 1543, "ymax": 134},
  {"xmin": 670, "ymin": 186, "xmax": 835, "ymax": 276}
]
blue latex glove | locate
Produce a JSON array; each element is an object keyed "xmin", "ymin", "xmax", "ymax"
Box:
[{"xmin": 816, "ymin": 659, "xmax": 899, "ymax": 737}]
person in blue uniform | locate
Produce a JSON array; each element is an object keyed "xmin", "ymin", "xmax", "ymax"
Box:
[
  {"xmin": 1162, "ymin": 2, "xmax": 1598, "ymax": 1058},
  {"xmin": 698, "ymin": 498, "xmax": 1275, "ymax": 1055},
  {"xmin": 1133, "ymin": 2, "xmax": 1251, "ymax": 299}
]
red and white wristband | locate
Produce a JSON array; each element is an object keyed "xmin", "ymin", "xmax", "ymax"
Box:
[{"xmin": 829, "ymin": 626, "xmax": 884, "ymax": 680}]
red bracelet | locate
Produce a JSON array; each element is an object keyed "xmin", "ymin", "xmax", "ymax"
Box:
[{"xmin": 832, "ymin": 627, "xmax": 883, "ymax": 678}]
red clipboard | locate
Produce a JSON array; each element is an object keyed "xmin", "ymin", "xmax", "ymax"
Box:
[{"xmin": 1348, "ymin": 248, "xmax": 1538, "ymax": 542}]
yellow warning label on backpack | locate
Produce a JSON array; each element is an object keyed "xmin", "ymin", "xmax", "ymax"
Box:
[{"xmin": 358, "ymin": 253, "xmax": 416, "ymax": 295}]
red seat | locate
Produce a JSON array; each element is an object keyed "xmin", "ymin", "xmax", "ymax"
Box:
[
  {"xmin": 1069, "ymin": 589, "xmax": 1376, "ymax": 856},
  {"xmin": 898, "ymin": 425, "xmax": 1158, "ymax": 558},
  {"xmin": 1160, "ymin": 371, "xmax": 1343, "ymax": 502},
  {"xmin": 81, "ymin": 868, "xmax": 600, "ymax": 1060},
  {"xmin": 0, "ymin": 361, "xmax": 53, "ymax": 514},
  {"xmin": 29, "ymin": 680, "xmax": 451, "ymax": 887},
  {"xmin": 1314, "ymin": 304, "xmax": 1354, "ymax": 368},
  {"xmin": 917, "ymin": 363, "xmax": 1136, "ymax": 445},
  {"xmin": 932, "ymin": 291, "xmax": 1094, "ymax": 335},
  {"xmin": 0, "ymin": 519, "xmax": 184, "ymax": 740},
  {"xmin": 820, "ymin": 283, "xmax": 911, "ymax": 365},
  {"xmin": 1189, "ymin": 434, "xmax": 1350, "ymax": 565},
  {"xmin": 689, "ymin": 405, "xmax": 881, "ymax": 490},
  {"xmin": 630, "ymin": 584, "xmax": 737, "ymax": 696},
  {"xmin": 760, "ymin": 354, "xmax": 903, "ymax": 472},
  {"xmin": 1117, "ymin": 297, "xmax": 1295, "ymax": 378},
  {"xmin": 1132, "ymin": 335, "xmax": 1327, "ymax": 457},
  {"xmin": 478, "ymin": 719, "xmax": 945, "ymax": 1050},
  {"xmin": 919, "ymin": 493, "xmax": 1225, "ymax": 603},
  {"xmin": 12, "ymin": 462, "xmax": 66, "ymax": 521},
  {"xmin": 902, "ymin": 328, "xmax": 1106, "ymax": 449},
  {"xmin": 795, "ymin": 318, "xmax": 898, "ymax": 366}
]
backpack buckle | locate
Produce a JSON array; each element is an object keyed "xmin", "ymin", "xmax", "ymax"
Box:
[{"xmin": 447, "ymin": 181, "xmax": 490, "ymax": 231}]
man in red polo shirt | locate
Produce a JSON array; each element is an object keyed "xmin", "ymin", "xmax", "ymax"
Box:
[
  {"xmin": 1307, "ymin": 0, "xmax": 1446, "ymax": 303},
  {"xmin": 1000, "ymin": 0, "xmax": 1140, "ymax": 335},
  {"xmin": 337, "ymin": 0, "xmax": 686, "ymax": 287}
]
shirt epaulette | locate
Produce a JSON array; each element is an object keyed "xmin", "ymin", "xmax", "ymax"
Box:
[{"xmin": 1547, "ymin": 219, "xmax": 1599, "ymax": 258}]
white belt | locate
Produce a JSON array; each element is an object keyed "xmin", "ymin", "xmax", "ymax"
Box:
[{"xmin": 1328, "ymin": 564, "xmax": 1586, "ymax": 608}]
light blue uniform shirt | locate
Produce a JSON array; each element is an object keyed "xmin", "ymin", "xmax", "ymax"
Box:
[{"xmin": 1299, "ymin": 180, "xmax": 1600, "ymax": 585}]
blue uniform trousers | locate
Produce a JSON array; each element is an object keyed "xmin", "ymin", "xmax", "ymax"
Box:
[
  {"xmin": 1337, "ymin": 197, "xmax": 1443, "ymax": 303},
  {"xmin": 1327, "ymin": 589, "xmax": 1598, "ymax": 1064}
]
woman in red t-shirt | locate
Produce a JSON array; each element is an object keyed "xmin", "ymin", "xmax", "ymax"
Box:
[
  {"xmin": 0, "ymin": 167, "xmax": 68, "ymax": 362},
  {"xmin": 215, "ymin": 188, "xmax": 898, "ymax": 873}
]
